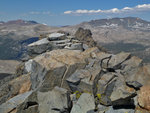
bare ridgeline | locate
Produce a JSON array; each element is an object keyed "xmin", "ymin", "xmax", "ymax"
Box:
[{"xmin": 0, "ymin": 28, "xmax": 150, "ymax": 113}]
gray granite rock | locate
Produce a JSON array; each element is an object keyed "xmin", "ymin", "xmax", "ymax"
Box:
[
  {"xmin": 16, "ymin": 87, "xmax": 72, "ymax": 113},
  {"xmin": 71, "ymin": 93, "xmax": 95, "ymax": 113},
  {"xmin": 28, "ymin": 38, "xmax": 52, "ymax": 56},
  {"xmin": 48, "ymin": 33, "xmax": 66, "ymax": 41},
  {"xmin": 38, "ymin": 87, "xmax": 71, "ymax": 113},
  {"xmin": 28, "ymin": 60, "xmax": 47, "ymax": 90}
]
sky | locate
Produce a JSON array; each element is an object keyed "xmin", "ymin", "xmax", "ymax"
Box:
[{"xmin": 0, "ymin": 0, "xmax": 150, "ymax": 26}]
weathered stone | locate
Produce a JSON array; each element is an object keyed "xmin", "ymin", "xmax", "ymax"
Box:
[
  {"xmin": 38, "ymin": 87, "xmax": 71, "ymax": 113},
  {"xmin": 0, "ymin": 74, "xmax": 31, "ymax": 105},
  {"xmin": 0, "ymin": 91, "xmax": 32, "ymax": 113},
  {"xmin": 16, "ymin": 91, "xmax": 38, "ymax": 113},
  {"xmin": 109, "ymin": 52, "xmax": 131, "ymax": 66},
  {"xmin": 28, "ymin": 38, "xmax": 52, "ymax": 56},
  {"xmin": 122, "ymin": 56, "xmax": 142, "ymax": 79},
  {"xmin": 48, "ymin": 33, "xmax": 66, "ymax": 41},
  {"xmin": 128, "ymin": 65, "xmax": 150, "ymax": 86},
  {"xmin": 67, "ymin": 69, "xmax": 91, "ymax": 85},
  {"xmin": 20, "ymin": 59, "xmax": 46, "ymax": 90},
  {"xmin": 34, "ymin": 49, "xmax": 83, "ymax": 69},
  {"xmin": 138, "ymin": 85, "xmax": 150, "ymax": 111},
  {"xmin": 71, "ymin": 93, "xmax": 95, "ymax": 113},
  {"xmin": 67, "ymin": 69, "xmax": 92, "ymax": 92},
  {"xmin": 75, "ymin": 27, "xmax": 96, "ymax": 48},
  {"xmin": 97, "ymin": 73, "xmax": 116, "ymax": 93},
  {"xmin": 28, "ymin": 38, "xmax": 49, "ymax": 47},
  {"xmin": 67, "ymin": 59, "xmax": 101, "ymax": 93},
  {"xmin": 39, "ymin": 65, "xmax": 67, "ymax": 92},
  {"xmin": 110, "ymin": 76, "xmax": 136, "ymax": 106},
  {"xmin": 16, "ymin": 87, "xmax": 71, "ymax": 113},
  {"xmin": 28, "ymin": 60, "xmax": 47, "ymax": 90},
  {"xmin": 96, "ymin": 52, "xmax": 141, "ymax": 74},
  {"xmin": 110, "ymin": 80, "xmax": 136, "ymax": 101}
]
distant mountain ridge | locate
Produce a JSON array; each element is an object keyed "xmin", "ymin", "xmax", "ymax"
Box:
[
  {"xmin": 79, "ymin": 17, "xmax": 150, "ymax": 30},
  {"xmin": 0, "ymin": 19, "xmax": 38, "ymax": 26}
]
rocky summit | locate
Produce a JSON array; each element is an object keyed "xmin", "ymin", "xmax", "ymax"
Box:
[{"xmin": 0, "ymin": 28, "xmax": 150, "ymax": 113}]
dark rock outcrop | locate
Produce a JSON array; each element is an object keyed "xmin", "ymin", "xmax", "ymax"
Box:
[{"xmin": 75, "ymin": 27, "xmax": 96, "ymax": 48}]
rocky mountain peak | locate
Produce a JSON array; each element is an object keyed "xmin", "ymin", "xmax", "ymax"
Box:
[
  {"xmin": 83, "ymin": 17, "xmax": 150, "ymax": 30},
  {"xmin": 0, "ymin": 21, "xmax": 150, "ymax": 113}
]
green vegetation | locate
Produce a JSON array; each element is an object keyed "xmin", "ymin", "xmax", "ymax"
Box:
[
  {"xmin": 102, "ymin": 42, "xmax": 150, "ymax": 63},
  {"xmin": 103, "ymin": 42, "xmax": 147, "ymax": 53},
  {"xmin": 0, "ymin": 36, "xmax": 20, "ymax": 60}
]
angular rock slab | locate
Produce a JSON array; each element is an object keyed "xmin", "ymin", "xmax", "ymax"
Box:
[
  {"xmin": 24, "ymin": 59, "xmax": 47, "ymax": 90},
  {"xmin": 67, "ymin": 59, "xmax": 101, "ymax": 93},
  {"xmin": 38, "ymin": 87, "xmax": 71, "ymax": 113},
  {"xmin": 71, "ymin": 93, "xmax": 95, "ymax": 113},
  {"xmin": 28, "ymin": 38, "xmax": 52, "ymax": 56},
  {"xmin": 110, "ymin": 76, "xmax": 136, "ymax": 107},
  {"xmin": 0, "ymin": 74, "xmax": 31, "ymax": 105},
  {"xmin": 48, "ymin": 33, "xmax": 66, "ymax": 41},
  {"xmin": 16, "ymin": 87, "xmax": 71, "ymax": 113},
  {"xmin": 110, "ymin": 78, "xmax": 136, "ymax": 102},
  {"xmin": 0, "ymin": 91, "xmax": 32, "ymax": 113},
  {"xmin": 128, "ymin": 65, "xmax": 150, "ymax": 86}
]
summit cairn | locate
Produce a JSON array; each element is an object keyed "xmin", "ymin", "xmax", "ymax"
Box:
[{"xmin": 27, "ymin": 32, "xmax": 84, "ymax": 57}]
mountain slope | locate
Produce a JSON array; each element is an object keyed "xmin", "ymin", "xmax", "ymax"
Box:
[
  {"xmin": 1, "ymin": 17, "xmax": 150, "ymax": 62},
  {"xmin": 59, "ymin": 17, "xmax": 150, "ymax": 62},
  {"xmin": 0, "ymin": 20, "xmax": 59, "ymax": 60}
]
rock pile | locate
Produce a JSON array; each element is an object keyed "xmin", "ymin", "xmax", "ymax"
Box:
[
  {"xmin": 27, "ymin": 32, "xmax": 85, "ymax": 58},
  {"xmin": 0, "ymin": 29, "xmax": 150, "ymax": 113}
]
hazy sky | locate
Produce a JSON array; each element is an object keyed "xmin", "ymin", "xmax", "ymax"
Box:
[{"xmin": 0, "ymin": 0, "xmax": 150, "ymax": 26}]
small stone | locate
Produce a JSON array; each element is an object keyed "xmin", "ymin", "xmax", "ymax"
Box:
[{"xmin": 71, "ymin": 93, "xmax": 95, "ymax": 113}]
